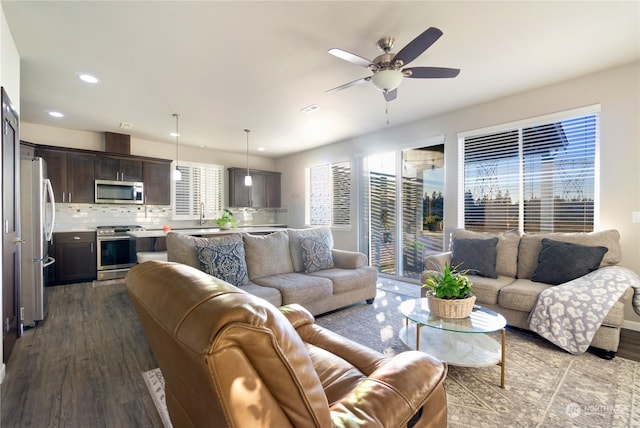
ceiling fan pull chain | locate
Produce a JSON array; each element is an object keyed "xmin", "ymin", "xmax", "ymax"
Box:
[{"xmin": 386, "ymin": 101, "xmax": 390, "ymax": 126}]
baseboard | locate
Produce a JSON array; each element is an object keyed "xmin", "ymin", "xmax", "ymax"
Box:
[{"xmin": 622, "ymin": 319, "xmax": 640, "ymax": 331}]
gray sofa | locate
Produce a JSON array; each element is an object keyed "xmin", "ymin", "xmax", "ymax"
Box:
[
  {"xmin": 421, "ymin": 228, "xmax": 638, "ymax": 356},
  {"xmin": 166, "ymin": 227, "xmax": 378, "ymax": 316}
]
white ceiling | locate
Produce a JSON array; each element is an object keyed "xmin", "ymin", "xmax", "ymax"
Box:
[{"xmin": 3, "ymin": 1, "xmax": 639, "ymax": 158}]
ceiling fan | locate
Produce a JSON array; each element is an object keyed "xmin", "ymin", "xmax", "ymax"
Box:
[{"xmin": 326, "ymin": 27, "xmax": 460, "ymax": 102}]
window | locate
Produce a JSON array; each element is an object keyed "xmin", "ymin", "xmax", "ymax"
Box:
[
  {"xmin": 459, "ymin": 107, "xmax": 599, "ymax": 233},
  {"xmin": 172, "ymin": 161, "xmax": 224, "ymax": 220},
  {"xmin": 306, "ymin": 161, "xmax": 351, "ymax": 226}
]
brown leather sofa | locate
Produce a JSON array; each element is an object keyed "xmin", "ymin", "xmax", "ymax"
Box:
[{"xmin": 127, "ymin": 260, "xmax": 448, "ymax": 428}]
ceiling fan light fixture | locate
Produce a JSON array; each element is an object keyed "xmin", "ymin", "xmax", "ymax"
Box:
[{"xmin": 371, "ymin": 69, "xmax": 403, "ymax": 92}]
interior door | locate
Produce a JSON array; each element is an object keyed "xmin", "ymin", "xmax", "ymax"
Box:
[{"xmin": 2, "ymin": 87, "xmax": 21, "ymax": 362}]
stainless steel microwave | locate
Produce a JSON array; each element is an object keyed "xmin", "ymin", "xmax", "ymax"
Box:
[{"xmin": 95, "ymin": 179, "xmax": 144, "ymax": 204}]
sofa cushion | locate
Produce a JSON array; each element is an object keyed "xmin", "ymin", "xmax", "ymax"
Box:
[
  {"xmin": 498, "ymin": 279, "xmax": 552, "ymax": 312},
  {"xmin": 517, "ymin": 229, "xmax": 621, "ymax": 279},
  {"xmin": 301, "ymin": 233, "xmax": 334, "ymax": 273},
  {"xmin": 288, "ymin": 227, "xmax": 334, "ymax": 273},
  {"xmin": 451, "ymin": 228, "xmax": 520, "ymax": 277},
  {"xmin": 531, "ymin": 238, "xmax": 608, "ymax": 285},
  {"xmin": 309, "ymin": 266, "xmax": 378, "ymax": 294},
  {"xmin": 465, "ymin": 275, "xmax": 514, "ymax": 305},
  {"xmin": 243, "ymin": 231, "xmax": 294, "ymax": 280},
  {"xmin": 251, "ymin": 273, "xmax": 333, "ymax": 305},
  {"xmin": 166, "ymin": 232, "xmax": 222, "ymax": 269},
  {"xmin": 451, "ymin": 237, "xmax": 498, "ymax": 278},
  {"xmin": 195, "ymin": 235, "xmax": 249, "ymax": 286}
]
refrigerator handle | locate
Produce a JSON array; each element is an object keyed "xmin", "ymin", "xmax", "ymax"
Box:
[{"xmin": 44, "ymin": 179, "xmax": 56, "ymax": 241}]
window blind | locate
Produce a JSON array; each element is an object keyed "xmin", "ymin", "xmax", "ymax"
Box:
[
  {"xmin": 460, "ymin": 110, "xmax": 598, "ymax": 233},
  {"xmin": 308, "ymin": 161, "xmax": 351, "ymax": 226},
  {"xmin": 173, "ymin": 161, "xmax": 224, "ymax": 220}
]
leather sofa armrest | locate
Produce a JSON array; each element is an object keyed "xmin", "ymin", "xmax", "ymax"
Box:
[
  {"xmin": 329, "ymin": 351, "xmax": 448, "ymax": 428},
  {"xmin": 332, "ymin": 249, "xmax": 368, "ymax": 269},
  {"xmin": 423, "ymin": 252, "xmax": 452, "ymax": 271},
  {"xmin": 279, "ymin": 303, "xmax": 315, "ymax": 329}
]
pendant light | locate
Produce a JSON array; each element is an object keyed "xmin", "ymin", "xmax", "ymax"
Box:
[
  {"xmin": 172, "ymin": 113, "xmax": 182, "ymax": 181},
  {"xmin": 244, "ymin": 129, "xmax": 252, "ymax": 186}
]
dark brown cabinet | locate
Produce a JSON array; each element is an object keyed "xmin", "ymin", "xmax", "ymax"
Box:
[
  {"xmin": 36, "ymin": 148, "xmax": 95, "ymax": 203},
  {"xmin": 52, "ymin": 232, "xmax": 97, "ymax": 284},
  {"xmin": 228, "ymin": 168, "xmax": 281, "ymax": 208},
  {"xmin": 95, "ymin": 155, "xmax": 143, "ymax": 182},
  {"xmin": 143, "ymin": 160, "xmax": 171, "ymax": 205}
]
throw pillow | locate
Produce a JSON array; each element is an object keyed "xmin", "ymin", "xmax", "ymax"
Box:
[
  {"xmin": 531, "ymin": 238, "xmax": 608, "ymax": 285},
  {"xmin": 451, "ymin": 237, "xmax": 499, "ymax": 278},
  {"xmin": 196, "ymin": 237, "xmax": 249, "ymax": 286},
  {"xmin": 288, "ymin": 227, "xmax": 334, "ymax": 272},
  {"xmin": 243, "ymin": 230, "xmax": 293, "ymax": 279},
  {"xmin": 300, "ymin": 233, "xmax": 334, "ymax": 273}
]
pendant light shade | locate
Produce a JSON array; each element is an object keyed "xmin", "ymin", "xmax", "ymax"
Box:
[
  {"xmin": 172, "ymin": 113, "xmax": 182, "ymax": 181},
  {"xmin": 244, "ymin": 129, "xmax": 252, "ymax": 187}
]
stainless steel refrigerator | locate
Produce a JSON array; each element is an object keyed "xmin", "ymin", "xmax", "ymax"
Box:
[{"xmin": 20, "ymin": 157, "xmax": 56, "ymax": 327}]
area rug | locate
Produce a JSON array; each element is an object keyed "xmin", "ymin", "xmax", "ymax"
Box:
[{"xmin": 143, "ymin": 278, "xmax": 640, "ymax": 427}]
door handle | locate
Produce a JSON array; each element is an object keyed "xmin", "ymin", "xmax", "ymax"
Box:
[
  {"xmin": 14, "ymin": 238, "xmax": 26, "ymax": 245},
  {"xmin": 73, "ymin": 236, "xmax": 81, "ymax": 240}
]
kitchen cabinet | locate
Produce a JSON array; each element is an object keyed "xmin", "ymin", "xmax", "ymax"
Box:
[
  {"xmin": 143, "ymin": 160, "xmax": 171, "ymax": 205},
  {"xmin": 228, "ymin": 168, "xmax": 281, "ymax": 208},
  {"xmin": 95, "ymin": 154, "xmax": 143, "ymax": 182},
  {"xmin": 36, "ymin": 148, "xmax": 95, "ymax": 203},
  {"xmin": 52, "ymin": 232, "xmax": 97, "ymax": 284}
]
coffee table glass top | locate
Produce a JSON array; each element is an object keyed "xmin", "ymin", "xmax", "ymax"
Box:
[{"xmin": 399, "ymin": 298, "xmax": 506, "ymax": 333}]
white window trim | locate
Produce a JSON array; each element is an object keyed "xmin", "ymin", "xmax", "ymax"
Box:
[{"xmin": 171, "ymin": 160, "xmax": 225, "ymax": 220}]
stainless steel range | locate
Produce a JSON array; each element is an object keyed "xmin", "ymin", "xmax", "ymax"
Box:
[{"xmin": 96, "ymin": 225, "xmax": 145, "ymax": 280}]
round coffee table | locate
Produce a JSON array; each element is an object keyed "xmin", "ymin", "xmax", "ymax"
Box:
[{"xmin": 399, "ymin": 298, "xmax": 507, "ymax": 388}]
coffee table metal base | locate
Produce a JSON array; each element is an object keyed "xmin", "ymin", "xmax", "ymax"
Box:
[{"xmin": 399, "ymin": 322, "xmax": 505, "ymax": 388}]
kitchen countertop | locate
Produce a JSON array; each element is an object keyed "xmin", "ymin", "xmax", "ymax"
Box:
[{"xmin": 127, "ymin": 226, "xmax": 286, "ymax": 239}]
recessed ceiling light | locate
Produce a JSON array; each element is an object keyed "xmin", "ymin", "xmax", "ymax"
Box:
[
  {"xmin": 257, "ymin": 147, "xmax": 265, "ymax": 151},
  {"xmin": 119, "ymin": 122, "xmax": 133, "ymax": 129},
  {"xmin": 169, "ymin": 132, "xmax": 180, "ymax": 137},
  {"xmin": 48, "ymin": 111, "xmax": 64, "ymax": 118},
  {"xmin": 78, "ymin": 74, "xmax": 99, "ymax": 84},
  {"xmin": 301, "ymin": 104, "xmax": 320, "ymax": 113}
]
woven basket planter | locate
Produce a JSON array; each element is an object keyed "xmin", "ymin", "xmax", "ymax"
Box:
[{"xmin": 427, "ymin": 294, "xmax": 476, "ymax": 319}]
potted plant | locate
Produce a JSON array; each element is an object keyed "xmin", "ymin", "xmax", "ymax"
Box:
[
  {"xmin": 214, "ymin": 209, "xmax": 238, "ymax": 230},
  {"xmin": 422, "ymin": 264, "xmax": 475, "ymax": 318},
  {"xmin": 424, "ymin": 215, "xmax": 442, "ymax": 232}
]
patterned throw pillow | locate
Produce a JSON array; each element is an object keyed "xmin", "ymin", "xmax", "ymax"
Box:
[
  {"xmin": 300, "ymin": 234, "xmax": 334, "ymax": 273},
  {"xmin": 196, "ymin": 239, "xmax": 249, "ymax": 286}
]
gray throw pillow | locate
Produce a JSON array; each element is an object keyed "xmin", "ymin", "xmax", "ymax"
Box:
[
  {"xmin": 196, "ymin": 239, "xmax": 249, "ymax": 286},
  {"xmin": 300, "ymin": 234, "xmax": 334, "ymax": 273},
  {"xmin": 451, "ymin": 237, "xmax": 499, "ymax": 278},
  {"xmin": 531, "ymin": 238, "xmax": 608, "ymax": 285}
]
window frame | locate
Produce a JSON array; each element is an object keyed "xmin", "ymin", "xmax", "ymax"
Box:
[
  {"xmin": 457, "ymin": 105, "xmax": 600, "ymax": 232},
  {"xmin": 305, "ymin": 161, "xmax": 352, "ymax": 228},
  {"xmin": 171, "ymin": 160, "xmax": 225, "ymax": 220}
]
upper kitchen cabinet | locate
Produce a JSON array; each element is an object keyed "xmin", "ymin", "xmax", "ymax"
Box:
[
  {"xmin": 36, "ymin": 148, "xmax": 95, "ymax": 203},
  {"xmin": 228, "ymin": 168, "xmax": 281, "ymax": 208},
  {"xmin": 95, "ymin": 154, "xmax": 143, "ymax": 182},
  {"xmin": 143, "ymin": 160, "xmax": 171, "ymax": 205}
]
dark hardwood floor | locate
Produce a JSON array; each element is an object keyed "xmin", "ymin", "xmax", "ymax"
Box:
[
  {"xmin": 1, "ymin": 281, "xmax": 162, "ymax": 428},
  {"xmin": 2, "ymin": 280, "xmax": 638, "ymax": 427}
]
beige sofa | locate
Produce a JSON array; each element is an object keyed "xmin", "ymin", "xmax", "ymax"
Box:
[
  {"xmin": 166, "ymin": 227, "xmax": 378, "ymax": 316},
  {"xmin": 421, "ymin": 228, "xmax": 637, "ymax": 357}
]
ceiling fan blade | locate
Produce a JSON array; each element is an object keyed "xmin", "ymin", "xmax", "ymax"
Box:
[
  {"xmin": 328, "ymin": 48, "xmax": 375, "ymax": 68},
  {"xmin": 325, "ymin": 76, "xmax": 371, "ymax": 94},
  {"xmin": 383, "ymin": 89, "xmax": 397, "ymax": 102},
  {"xmin": 404, "ymin": 67, "xmax": 460, "ymax": 79},
  {"xmin": 393, "ymin": 27, "xmax": 443, "ymax": 66}
]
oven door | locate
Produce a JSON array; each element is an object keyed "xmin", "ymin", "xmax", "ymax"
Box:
[{"xmin": 97, "ymin": 236, "xmax": 136, "ymax": 272}]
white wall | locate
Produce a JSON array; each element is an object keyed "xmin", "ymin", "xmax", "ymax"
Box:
[
  {"xmin": 0, "ymin": 0, "xmax": 21, "ymax": 385},
  {"xmin": 276, "ymin": 61, "xmax": 640, "ymax": 325}
]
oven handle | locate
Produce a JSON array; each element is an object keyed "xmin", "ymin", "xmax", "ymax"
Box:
[{"xmin": 97, "ymin": 236, "xmax": 132, "ymax": 242}]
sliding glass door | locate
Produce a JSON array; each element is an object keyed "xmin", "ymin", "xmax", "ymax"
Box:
[{"xmin": 364, "ymin": 144, "xmax": 445, "ymax": 281}]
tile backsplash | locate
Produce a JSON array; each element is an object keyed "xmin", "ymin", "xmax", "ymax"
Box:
[{"xmin": 53, "ymin": 204, "xmax": 288, "ymax": 231}]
